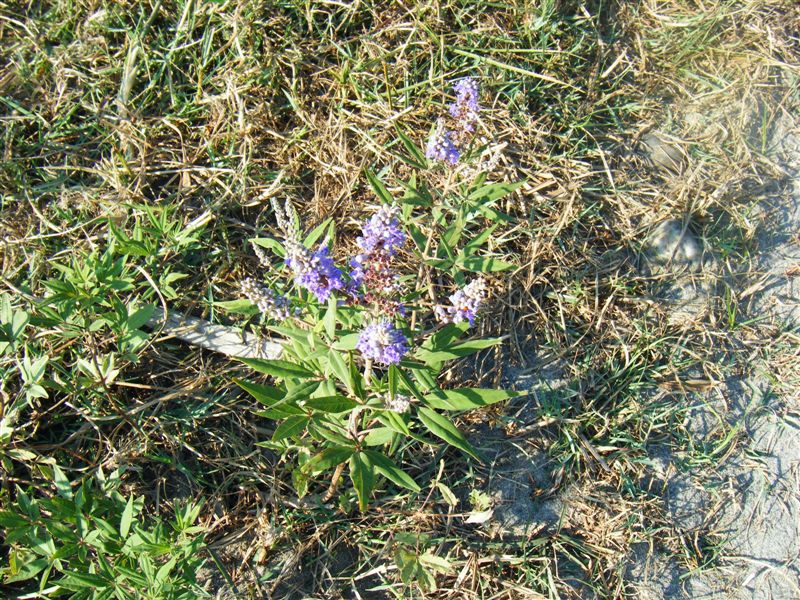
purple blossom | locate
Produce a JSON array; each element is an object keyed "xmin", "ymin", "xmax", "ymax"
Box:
[
  {"xmin": 285, "ymin": 240, "xmax": 345, "ymax": 303},
  {"xmin": 240, "ymin": 278, "xmax": 293, "ymax": 320},
  {"xmin": 425, "ymin": 122, "xmax": 460, "ymax": 165},
  {"xmin": 349, "ymin": 205, "xmax": 406, "ymax": 316},
  {"xmin": 357, "ymin": 320, "xmax": 409, "ymax": 365},
  {"xmin": 434, "ymin": 278, "xmax": 487, "ymax": 327},
  {"xmin": 357, "ymin": 204, "xmax": 406, "ymax": 256},
  {"xmin": 448, "ymin": 77, "xmax": 480, "ymax": 134}
]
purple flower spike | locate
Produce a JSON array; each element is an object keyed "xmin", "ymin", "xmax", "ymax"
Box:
[
  {"xmin": 434, "ymin": 278, "xmax": 487, "ymax": 327},
  {"xmin": 425, "ymin": 122, "xmax": 460, "ymax": 165},
  {"xmin": 357, "ymin": 204, "xmax": 406, "ymax": 256},
  {"xmin": 286, "ymin": 240, "xmax": 345, "ymax": 303},
  {"xmin": 448, "ymin": 77, "xmax": 480, "ymax": 135},
  {"xmin": 357, "ymin": 320, "xmax": 409, "ymax": 365},
  {"xmin": 348, "ymin": 204, "xmax": 406, "ymax": 316}
]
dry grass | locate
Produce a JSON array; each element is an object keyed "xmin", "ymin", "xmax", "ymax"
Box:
[{"xmin": 2, "ymin": 0, "xmax": 800, "ymax": 597}]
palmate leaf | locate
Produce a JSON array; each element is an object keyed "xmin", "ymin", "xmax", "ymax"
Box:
[{"xmin": 417, "ymin": 407, "xmax": 481, "ymax": 461}]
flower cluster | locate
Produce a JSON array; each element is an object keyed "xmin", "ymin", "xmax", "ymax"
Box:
[
  {"xmin": 425, "ymin": 120, "xmax": 460, "ymax": 165},
  {"xmin": 350, "ymin": 204, "xmax": 406, "ymax": 316},
  {"xmin": 270, "ymin": 199, "xmax": 345, "ymax": 303},
  {"xmin": 434, "ymin": 278, "xmax": 487, "ymax": 327},
  {"xmin": 240, "ymin": 278, "xmax": 293, "ymax": 320},
  {"xmin": 384, "ymin": 393, "xmax": 411, "ymax": 414},
  {"xmin": 426, "ymin": 77, "xmax": 480, "ymax": 165},
  {"xmin": 448, "ymin": 77, "xmax": 479, "ymax": 135},
  {"xmin": 357, "ymin": 320, "xmax": 409, "ymax": 365},
  {"xmin": 285, "ymin": 238, "xmax": 345, "ymax": 303}
]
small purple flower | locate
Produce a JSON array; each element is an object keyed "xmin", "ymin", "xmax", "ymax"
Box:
[
  {"xmin": 285, "ymin": 240, "xmax": 345, "ymax": 303},
  {"xmin": 434, "ymin": 278, "xmax": 487, "ymax": 327},
  {"xmin": 425, "ymin": 121, "xmax": 460, "ymax": 165},
  {"xmin": 240, "ymin": 278, "xmax": 293, "ymax": 320},
  {"xmin": 349, "ymin": 205, "xmax": 406, "ymax": 316},
  {"xmin": 448, "ymin": 77, "xmax": 480, "ymax": 134},
  {"xmin": 357, "ymin": 204, "xmax": 406, "ymax": 256},
  {"xmin": 357, "ymin": 320, "xmax": 409, "ymax": 365}
]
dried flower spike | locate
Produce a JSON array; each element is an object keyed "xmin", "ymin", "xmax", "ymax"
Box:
[{"xmin": 240, "ymin": 278, "xmax": 293, "ymax": 321}]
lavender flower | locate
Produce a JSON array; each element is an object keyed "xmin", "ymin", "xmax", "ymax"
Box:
[
  {"xmin": 448, "ymin": 77, "xmax": 480, "ymax": 134},
  {"xmin": 434, "ymin": 278, "xmax": 487, "ymax": 327},
  {"xmin": 269, "ymin": 198, "xmax": 346, "ymax": 303},
  {"xmin": 285, "ymin": 239, "xmax": 345, "ymax": 303},
  {"xmin": 357, "ymin": 320, "xmax": 409, "ymax": 365},
  {"xmin": 349, "ymin": 205, "xmax": 406, "ymax": 315},
  {"xmin": 357, "ymin": 204, "xmax": 406, "ymax": 256},
  {"xmin": 241, "ymin": 278, "xmax": 293, "ymax": 320},
  {"xmin": 425, "ymin": 120, "xmax": 460, "ymax": 165}
]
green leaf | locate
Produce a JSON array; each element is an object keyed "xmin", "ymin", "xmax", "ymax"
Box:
[
  {"xmin": 302, "ymin": 446, "xmax": 354, "ymax": 475},
  {"xmin": 304, "ymin": 396, "xmax": 358, "ymax": 413},
  {"xmin": 5, "ymin": 557, "xmax": 49, "ymax": 583},
  {"xmin": 458, "ymin": 256, "xmax": 515, "ymax": 273},
  {"xmin": 324, "ymin": 295, "xmax": 337, "ymax": 339},
  {"xmin": 213, "ymin": 299, "xmax": 260, "ymax": 315},
  {"xmin": 424, "ymin": 388, "xmax": 523, "ymax": 411},
  {"xmin": 60, "ymin": 571, "xmax": 111, "ymax": 590},
  {"xmin": 333, "ymin": 333, "xmax": 360, "ymax": 351},
  {"xmin": 417, "ymin": 407, "xmax": 481, "ymax": 461},
  {"xmin": 363, "ymin": 450, "xmax": 420, "ymax": 492},
  {"xmin": 119, "ymin": 495, "xmax": 134, "ymax": 538},
  {"xmin": 365, "ymin": 169, "xmax": 394, "ymax": 205},
  {"xmin": 240, "ymin": 358, "xmax": 315, "ymax": 380},
  {"xmin": 303, "ymin": 218, "xmax": 334, "ymax": 248},
  {"xmin": 127, "ymin": 304, "xmax": 155, "ymax": 330},
  {"xmin": 251, "ymin": 237, "xmax": 286, "ymax": 258},
  {"xmin": 273, "ymin": 415, "xmax": 309, "ymax": 441},
  {"xmin": 419, "ymin": 550, "xmax": 452, "ymax": 573},
  {"xmin": 393, "ymin": 364, "xmax": 425, "ymax": 401},
  {"xmin": 349, "ymin": 452, "xmax": 375, "ymax": 511},
  {"xmin": 395, "ymin": 126, "xmax": 428, "ymax": 169},
  {"xmin": 327, "ymin": 350, "xmax": 353, "ymax": 394},
  {"xmin": 463, "ymin": 225, "xmax": 498, "ymax": 255},
  {"xmin": 422, "ymin": 323, "xmax": 468, "ymax": 352},
  {"xmin": 415, "ymin": 337, "xmax": 504, "ymax": 365},
  {"xmin": 467, "ymin": 180, "xmax": 525, "ymax": 203},
  {"xmin": 283, "ymin": 380, "xmax": 321, "ymax": 404},
  {"xmin": 237, "ymin": 379, "xmax": 304, "ymax": 417},
  {"xmin": 363, "ymin": 427, "xmax": 395, "ymax": 447},
  {"xmin": 235, "ymin": 379, "xmax": 283, "ymax": 406},
  {"xmin": 436, "ymin": 482, "xmax": 458, "ymax": 507},
  {"xmin": 52, "ymin": 464, "xmax": 72, "ymax": 500}
]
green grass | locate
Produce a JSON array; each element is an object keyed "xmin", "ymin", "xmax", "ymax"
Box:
[{"xmin": 1, "ymin": 0, "xmax": 799, "ymax": 597}]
